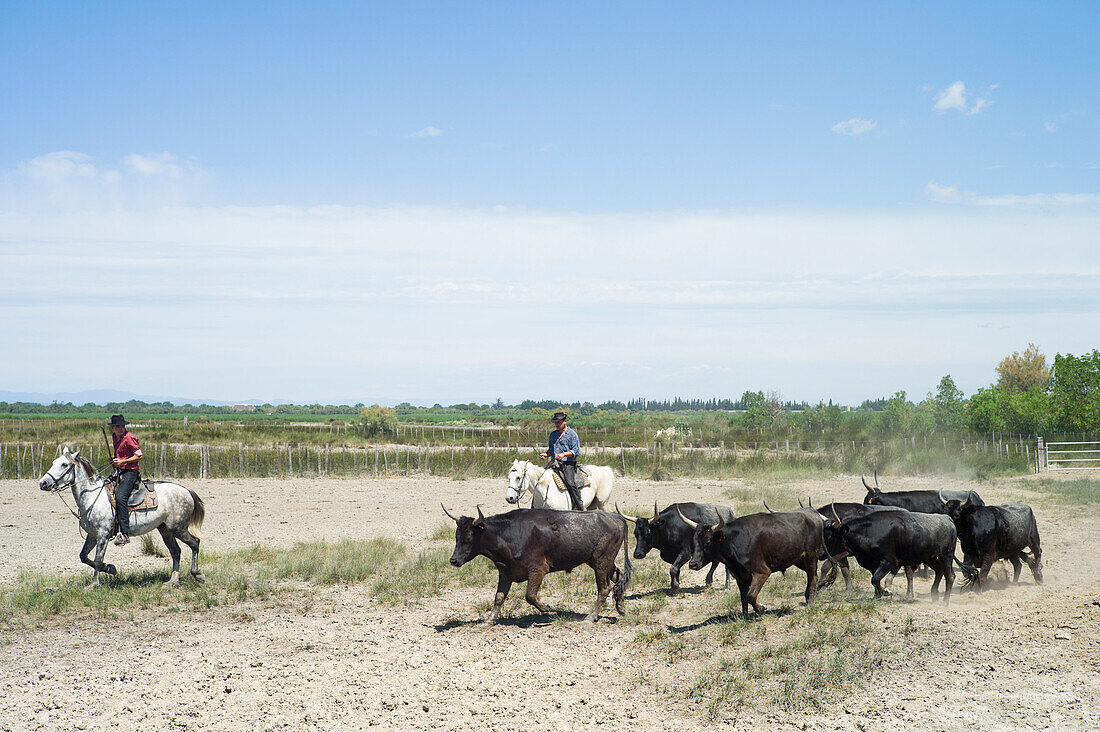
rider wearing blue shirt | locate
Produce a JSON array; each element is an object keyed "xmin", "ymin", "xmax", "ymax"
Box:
[{"xmin": 539, "ymin": 411, "xmax": 584, "ymax": 509}]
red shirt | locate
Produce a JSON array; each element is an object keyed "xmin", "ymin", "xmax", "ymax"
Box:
[{"xmin": 113, "ymin": 431, "xmax": 143, "ymax": 469}]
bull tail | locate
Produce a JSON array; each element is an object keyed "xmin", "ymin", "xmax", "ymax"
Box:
[
  {"xmin": 613, "ymin": 518, "xmax": 633, "ymax": 600},
  {"xmin": 953, "ymin": 556, "xmax": 979, "ymax": 586},
  {"xmin": 188, "ymin": 488, "xmax": 206, "ymax": 539}
]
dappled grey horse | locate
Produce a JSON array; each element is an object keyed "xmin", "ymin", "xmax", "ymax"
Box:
[{"xmin": 39, "ymin": 447, "xmax": 206, "ymax": 587}]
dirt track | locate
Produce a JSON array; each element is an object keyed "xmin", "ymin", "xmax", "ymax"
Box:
[{"xmin": 1, "ymin": 473, "xmax": 1098, "ymax": 731}]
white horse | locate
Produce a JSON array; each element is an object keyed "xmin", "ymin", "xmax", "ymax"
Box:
[
  {"xmin": 505, "ymin": 459, "xmax": 615, "ymax": 511},
  {"xmin": 38, "ymin": 447, "xmax": 206, "ymax": 587}
]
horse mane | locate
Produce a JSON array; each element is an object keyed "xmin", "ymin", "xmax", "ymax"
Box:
[{"xmin": 73, "ymin": 454, "xmax": 99, "ymax": 479}]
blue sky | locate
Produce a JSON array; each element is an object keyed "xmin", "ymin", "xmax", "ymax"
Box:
[{"xmin": 1, "ymin": 2, "xmax": 1097, "ymax": 404}]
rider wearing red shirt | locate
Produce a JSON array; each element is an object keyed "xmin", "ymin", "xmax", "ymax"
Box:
[{"xmin": 109, "ymin": 414, "xmax": 142, "ymax": 545}]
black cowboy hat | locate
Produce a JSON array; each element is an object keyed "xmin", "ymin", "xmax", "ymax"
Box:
[
  {"xmin": 107, "ymin": 414, "xmax": 128, "ymax": 426},
  {"xmin": 550, "ymin": 411, "xmax": 568, "ymax": 422}
]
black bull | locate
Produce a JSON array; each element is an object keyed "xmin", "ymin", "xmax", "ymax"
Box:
[
  {"xmin": 815, "ymin": 503, "xmax": 906, "ymax": 590},
  {"xmin": 444, "ymin": 506, "xmax": 632, "ymax": 623},
  {"xmin": 680, "ymin": 508, "xmax": 827, "ymax": 617},
  {"xmin": 862, "ymin": 472, "xmax": 984, "ymax": 513},
  {"xmin": 942, "ymin": 499, "xmax": 1043, "ymax": 591},
  {"xmin": 617, "ymin": 502, "xmax": 735, "ymax": 593},
  {"xmin": 823, "ymin": 506, "xmax": 957, "ymax": 602}
]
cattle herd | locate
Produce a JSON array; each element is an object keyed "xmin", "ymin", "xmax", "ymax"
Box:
[{"xmin": 442, "ymin": 472, "xmax": 1043, "ymax": 623}]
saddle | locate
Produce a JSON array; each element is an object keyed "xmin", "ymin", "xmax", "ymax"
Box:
[
  {"xmin": 106, "ymin": 478, "xmax": 159, "ymax": 512},
  {"xmin": 551, "ymin": 466, "xmax": 591, "ymax": 493}
]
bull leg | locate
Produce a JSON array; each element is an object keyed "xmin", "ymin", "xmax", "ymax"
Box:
[
  {"xmin": 669, "ymin": 551, "xmax": 688, "ymax": 593},
  {"xmin": 487, "ymin": 569, "xmax": 513, "ymax": 623},
  {"xmin": 976, "ymin": 555, "xmax": 995, "ymax": 593},
  {"xmin": 734, "ymin": 574, "xmax": 751, "ymax": 617},
  {"xmin": 904, "ymin": 565, "xmax": 915, "ymax": 600},
  {"xmin": 722, "ymin": 564, "xmax": 731, "ymax": 589},
  {"xmin": 930, "ymin": 564, "xmax": 943, "ymax": 599},
  {"xmin": 1029, "ymin": 544, "xmax": 1044, "ymax": 584},
  {"xmin": 524, "ymin": 566, "xmax": 551, "ymax": 615},
  {"xmin": 800, "ymin": 557, "xmax": 818, "ymax": 605},
  {"xmin": 942, "ymin": 559, "xmax": 954, "ymax": 604},
  {"xmin": 871, "ymin": 560, "xmax": 895, "ymax": 598},
  {"xmin": 704, "ymin": 560, "xmax": 718, "ymax": 587},
  {"xmin": 158, "ymin": 526, "xmax": 182, "ymax": 586},
  {"xmin": 1009, "ymin": 555, "xmax": 1023, "ymax": 584},
  {"xmin": 746, "ymin": 570, "xmax": 771, "ymax": 615},
  {"xmin": 586, "ymin": 563, "xmax": 612, "ymax": 623}
]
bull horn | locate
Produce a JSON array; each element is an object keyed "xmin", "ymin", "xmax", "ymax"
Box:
[
  {"xmin": 648, "ymin": 501, "xmax": 660, "ymax": 525},
  {"xmin": 476, "ymin": 505, "xmax": 485, "ymax": 523},
  {"xmin": 798, "ymin": 497, "xmax": 805, "ymax": 508},
  {"xmin": 616, "ymin": 503, "xmax": 638, "ymax": 523},
  {"xmin": 676, "ymin": 506, "xmax": 699, "ymax": 530},
  {"xmin": 874, "ymin": 470, "xmax": 880, "ymax": 489},
  {"xmin": 763, "ymin": 500, "xmax": 775, "ymax": 513},
  {"xmin": 441, "ymin": 503, "xmax": 461, "ymax": 523},
  {"xmin": 938, "ymin": 488, "xmax": 948, "ymax": 505},
  {"xmin": 861, "ymin": 474, "xmax": 875, "ymax": 492},
  {"xmin": 714, "ymin": 513, "xmax": 725, "ymax": 531},
  {"xmin": 830, "ymin": 502, "xmax": 842, "ymax": 526},
  {"xmin": 807, "ymin": 497, "xmax": 814, "ymax": 510}
]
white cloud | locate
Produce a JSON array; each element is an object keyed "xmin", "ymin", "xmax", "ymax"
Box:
[
  {"xmin": 927, "ymin": 181, "xmax": 1100, "ymax": 207},
  {"xmin": 933, "ymin": 81, "xmax": 995, "ymax": 115},
  {"xmin": 1044, "ymin": 121, "xmax": 1058, "ymax": 133},
  {"xmin": 17, "ymin": 151, "xmax": 100, "ymax": 180},
  {"xmin": 123, "ymin": 152, "xmax": 188, "ymax": 178},
  {"xmin": 934, "ymin": 81, "xmax": 968, "ymax": 112},
  {"xmin": 924, "ymin": 182, "xmax": 960, "ymax": 202},
  {"xmin": 831, "ymin": 118, "xmax": 877, "ymax": 136},
  {"xmin": 408, "ymin": 126, "xmax": 443, "ymax": 138}
]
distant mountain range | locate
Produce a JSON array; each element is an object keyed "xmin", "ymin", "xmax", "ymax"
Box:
[{"xmin": 0, "ymin": 389, "xmax": 297, "ymax": 407}]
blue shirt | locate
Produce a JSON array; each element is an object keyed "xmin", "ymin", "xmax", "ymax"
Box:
[{"xmin": 548, "ymin": 427, "xmax": 580, "ymax": 463}]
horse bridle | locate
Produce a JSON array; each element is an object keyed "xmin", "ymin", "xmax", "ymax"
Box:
[
  {"xmin": 42, "ymin": 460, "xmax": 77, "ymax": 492},
  {"xmin": 510, "ymin": 461, "xmax": 550, "ymax": 502}
]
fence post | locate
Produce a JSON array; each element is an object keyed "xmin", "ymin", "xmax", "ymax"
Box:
[{"xmin": 1037, "ymin": 437, "xmax": 1044, "ymax": 472}]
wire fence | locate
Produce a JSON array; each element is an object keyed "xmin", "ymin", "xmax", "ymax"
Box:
[{"xmin": 1, "ymin": 436, "xmax": 1038, "ymax": 481}]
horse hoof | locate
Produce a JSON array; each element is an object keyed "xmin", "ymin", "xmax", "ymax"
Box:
[
  {"xmin": 192, "ymin": 573, "xmax": 206, "ymax": 584},
  {"xmin": 584, "ymin": 613, "xmax": 599, "ymax": 622},
  {"xmin": 104, "ymin": 565, "xmax": 117, "ymax": 575},
  {"xmin": 164, "ymin": 577, "xmax": 180, "ymax": 587}
]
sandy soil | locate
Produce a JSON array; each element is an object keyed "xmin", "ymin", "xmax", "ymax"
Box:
[{"xmin": 1, "ymin": 472, "xmax": 1098, "ymax": 731}]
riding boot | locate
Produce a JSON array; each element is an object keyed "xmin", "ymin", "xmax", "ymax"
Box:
[
  {"xmin": 561, "ymin": 463, "xmax": 584, "ymax": 510},
  {"xmin": 566, "ymin": 485, "xmax": 584, "ymax": 510},
  {"xmin": 114, "ymin": 469, "xmax": 138, "ymax": 543}
]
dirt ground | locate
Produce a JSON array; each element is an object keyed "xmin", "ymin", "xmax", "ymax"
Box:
[{"xmin": 1, "ymin": 472, "xmax": 1098, "ymax": 731}]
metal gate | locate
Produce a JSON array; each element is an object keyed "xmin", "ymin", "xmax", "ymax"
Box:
[{"xmin": 1045, "ymin": 441, "xmax": 1100, "ymax": 471}]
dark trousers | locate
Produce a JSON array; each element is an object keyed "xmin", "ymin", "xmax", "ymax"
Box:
[
  {"xmin": 555, "ymin": 461, "xmax": 584, "ymax": 510},
  {"xmin": 116, "ymin": 469, "xmax": 140, "ymax": 535}
]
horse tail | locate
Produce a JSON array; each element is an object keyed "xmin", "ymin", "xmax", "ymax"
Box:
[{"xmin": 188, "ymin": 489, "xmax": 206, "ymax": 539}]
